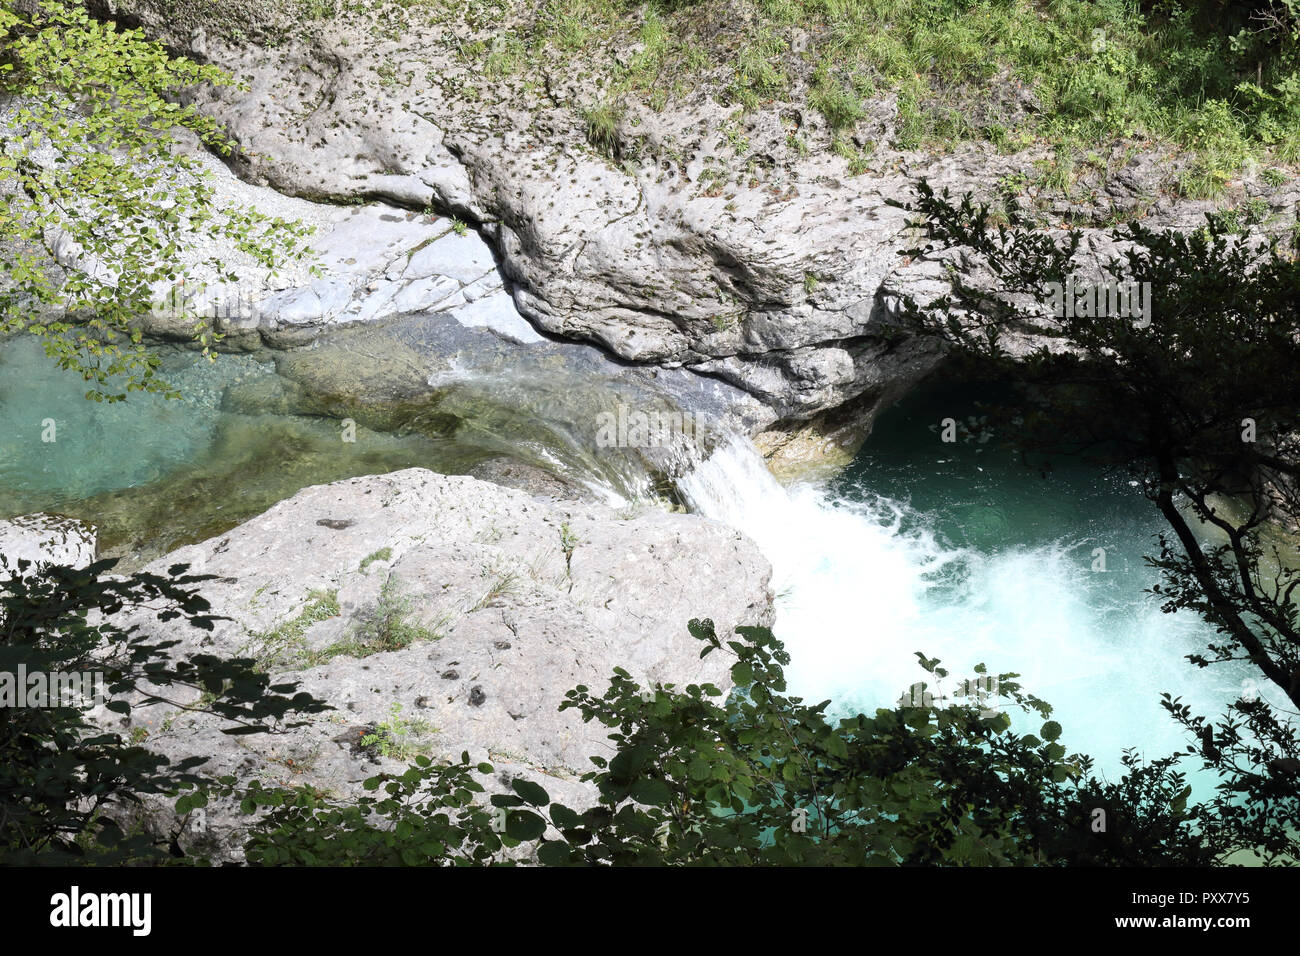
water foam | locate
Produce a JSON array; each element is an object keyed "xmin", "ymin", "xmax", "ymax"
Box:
[{"xmin": 678, "ymin": 436, "xmax": 1255, "ymax": 781}]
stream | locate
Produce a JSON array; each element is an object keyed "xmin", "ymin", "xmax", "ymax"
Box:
[{"xmin": 0, "ymin": 336, "xmax": 1280, "ymax": 787}]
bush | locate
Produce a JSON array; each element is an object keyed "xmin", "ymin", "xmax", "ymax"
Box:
[
  {"xmin": 226, "ymin": 621, "xmax": 1213, "ymax": 865},
  {"xmin": 0, "ymin": 556, "xmax": 327, "ymax": 863}
]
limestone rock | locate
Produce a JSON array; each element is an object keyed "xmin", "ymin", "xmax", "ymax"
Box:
[
  {"xmin": 103, "ymin": 468, "xmax": 772, "ymax": 860},
  {"xmin": 0, "ymin": 514, "xmax": 97, "ymax": 572}
]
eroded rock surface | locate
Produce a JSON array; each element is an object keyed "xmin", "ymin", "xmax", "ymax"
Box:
[
  {"xmin": 0, "ymin": 514, "xmax": 97, "ymax": 570},
  {"xmin": 101, "ymin": 468, "xmax": 772, "ymax": 859},
  {"xmin": 96, "ymin": 0, "xmax": 1300, "ymax": 435}
]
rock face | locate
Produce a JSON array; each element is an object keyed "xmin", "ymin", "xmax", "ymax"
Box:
[
  {"xmin": 141, "ymin": 19, "xmax": 950, "ymax": 423},
  {"xmin": 0, "ymin": 514, "xmax": 97, "ymax": 570},
  {"xmin": 45, "ymin": 133, "xmax": 544, "ymax": 354},
  {"xmin": 94, "ymin": 1, "xmax": 1300, "ymax": 435},
  {"xmin": 105, "ymin": 468, "xmax": 772, "ymax": 859},
  {"xmin": 42, "ymin": 128, "xmax": 777, "ymax": 450}
]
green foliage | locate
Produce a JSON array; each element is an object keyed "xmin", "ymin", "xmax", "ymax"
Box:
[
  {"xmin": 0, "ymin": 555, "xmax": 327, "ymax": 863},
  {"xmin": 810, "ymin": 74, "xmax": 866, "ymax": 131},
  {"xmin": 341, "ymin": 575, "xmax": 444, "ymax": 656},
  {"xmin": 460, "ymin": 0, "xmax": 1300, "ymax": 186},
  {"xmin": 227, "ymin": 621, "xmax": 1213, "ymax": 865},
  {"xmin": 0, "ymin": 0, "xmax": 314, "ymax": 401},
  {"xmin": 299, "ymin": 0, "xmax": 338, "ymax": 20},
  {"xmin": 229, "ymin": 754, "xmax": 514, "ymax": 865},
  {"xmin": 245, "ymin": 589, "xmax": 341, "ymax": 671},
  {"xmin": 797, "ymin": 0, "xmax": 1300, "ymax": 179},
  {"xmin": 581, "ymin": 100, "xmax": 624, "ymax": 159},
  {"xmin": 359, "ymin": 703, "xmax": 437, "ymax": 761},
  {"xmin": 727, "ymin": 25, "xmax": 787, "ymax": 109},
  {"xmin": 559, "ymin": 521, "xmax": 579, "ymax": 573},
  {"xmin": 483, "ymin": 32, "xmax": 526, "ymax": 77},
  {"xmin": 886, "ymin": 180, "xmax": 1300, "ymax": 862},
  {"xmin": 247, "ymin": 576, "xmax": 445, "ymax": 670}
]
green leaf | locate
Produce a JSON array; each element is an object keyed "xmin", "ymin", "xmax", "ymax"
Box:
[
  {"xmin": 505, "ymin": 810, "xmax": 547, "ymax": 842},
  {"xmin": 824, "ymin": 732, "xmax": 849, "ymax": 760},
  {"xmin": 511, "ymin": 778, "xmax": 550, "ymax": 807},
  {"xmin": 537, "ymin": 841, "xmax": 571, "ymax": 866},
  {"xmin": 630, "ymin": 778, "xmax": 672, "ymax": 806},
  {"xmin": 550, "ymin": 804, "xmax": 581, "ymax": 830}
]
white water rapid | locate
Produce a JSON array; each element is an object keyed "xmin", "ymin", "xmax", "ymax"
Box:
[{"xmin": 677, "ymin": 436, "xmax": 1261, "ymax": 783}]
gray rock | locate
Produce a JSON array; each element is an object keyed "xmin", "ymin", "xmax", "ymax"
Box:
[
  {"xmin": 0, "ymin": 514, "xmax": 97, "ymax": 572},
  {"xmin": 467, "ymin": 457, "xmax": 593, "ymax": 501},
  {"xmin": 104, "ymin": 1, "xmax": 1274, "ymax": 439},
  {"xmin": 390, "ymin": 274, "xmax": 460, "ymax": 314},
  {"xmin": 405, "ymin": 232, "xmax": 496, "ymax": 284},
  {"xmin": 448, "ymin": 288, "xmax": 546, "ymax": 344},
  {"xmin": 256, "ymin": 276, "xmax": 355, "ymax": 326},
  {"xmin": 100, "ymin": 468, "xmax": 772, "ymax": 860}
]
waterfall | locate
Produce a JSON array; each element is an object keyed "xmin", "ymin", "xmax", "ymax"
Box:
[{"xmin": 677, "ymin": 435, "xmax": 1260, "ymax": 783}]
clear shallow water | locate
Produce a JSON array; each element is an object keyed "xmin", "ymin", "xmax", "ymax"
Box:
[
  {"xmin": 0, "ymin": 336, "xmax": 597, "ymax": 569},
  {"xmin": 0, "ymin": 328, "xmax": 708, "ymax": 569},
  {"xmin": 680, "ymin": 383, "xmax": 1278, "ymax": 787},
  {"xmin": 0, "ymin": 338, "xmax": 234, "ymax": 501}
]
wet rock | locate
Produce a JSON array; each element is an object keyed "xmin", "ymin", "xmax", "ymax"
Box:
[{"xmin": 468, "ymin": 457, "xmax": 592, "ymax": 501}]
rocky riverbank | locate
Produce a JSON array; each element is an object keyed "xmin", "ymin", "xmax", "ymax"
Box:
[
  {"xmin": 92, "ymin": 0, "xmax": 1300, "ymax": 455},
  {"xmin": 80, "ymin": 467, "xmax": 772, "ymax": 860}
]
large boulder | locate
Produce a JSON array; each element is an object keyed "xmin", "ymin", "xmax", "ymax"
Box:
[{"xmin": 103, "ymin": 468, "xmax": 772, "ymax": 860}]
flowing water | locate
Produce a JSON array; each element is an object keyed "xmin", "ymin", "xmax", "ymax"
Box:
[
  {"xmin": 679, "ymin": 383, "xmax": 1276, "ymax": 786},
  {"xmin": 0, "ymin": 335, "xmax": 641, "ymax": 569},
  {"xmin": 1, "ymin": 336, "xmax": 1281, "ymax": 785}
]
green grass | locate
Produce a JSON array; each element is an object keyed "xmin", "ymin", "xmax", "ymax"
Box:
[
  {"xmin": 359, "ymin": 546, "xmax": 393, "ymax": 570},
  {"xmin": 314, "ymin": 575, "xmax": 447, "ymax": 662},
  {"xmin": 486, "ymin": 0, "xmax": 1300, "ymax": 195},
  {"xmin": 811, "ymin": 72, "xmax": 868, "ymax": 131},
  {"xmin": 245, "ymin": 577, "xmax": 447, "ymax": 671},
  {"xmin": 246, "ymin": 589, "xmax": 341, "ymax": 672},
  {"xmin": 483, "ymin": 33, "xmax": 527, "ymax": 77},
  {"xmin": 470, "ymin": 568, "xmax": 520, "ymax": 612},
  {"xmin": 263, "ymin": 0, "xmax": 1300, "ymax": 196},
  {"xmin": 581, "ymin": 100, "xmax": 625, "ymax": 158}
]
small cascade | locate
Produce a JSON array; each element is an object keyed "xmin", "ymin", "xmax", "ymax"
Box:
[{"xmin": 677, "ymin": 434, "xmax": 1265, "ymax": 785}]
